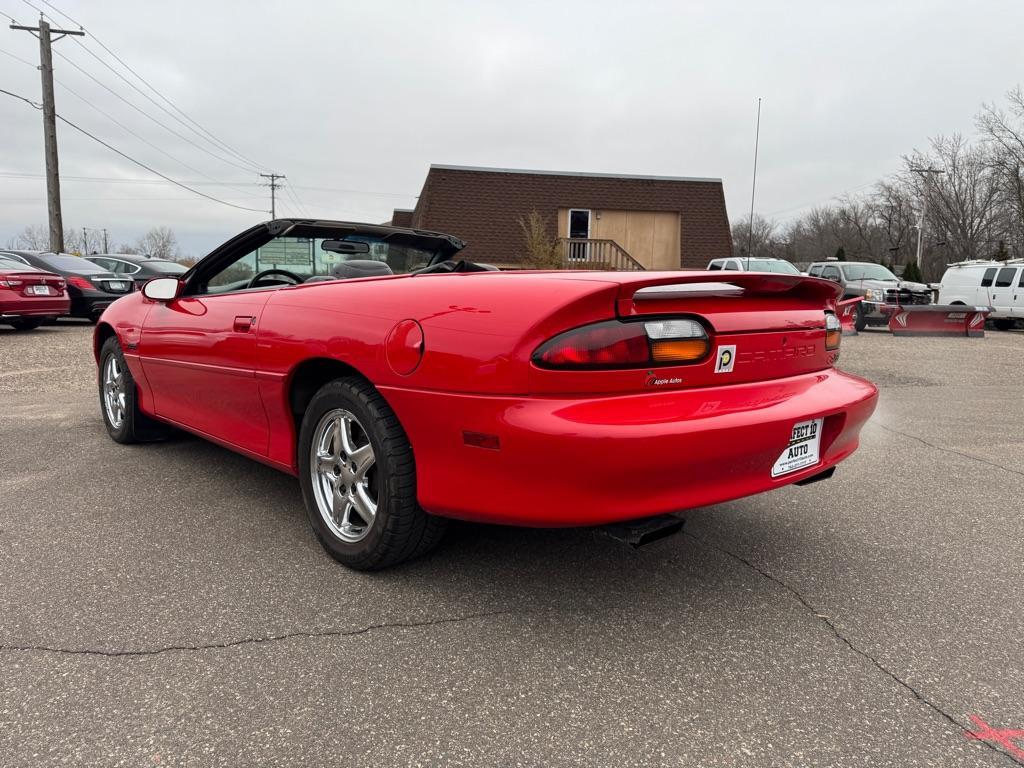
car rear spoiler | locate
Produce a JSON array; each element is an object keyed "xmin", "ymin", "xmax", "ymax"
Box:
[{"xmin": 613, "ymin": 272, "xmax": 842, "ymax": 317}]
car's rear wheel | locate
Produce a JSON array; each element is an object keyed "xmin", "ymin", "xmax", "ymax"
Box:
[
  {"xmin": 298, "ymin": 377, "xmax": 446, "ymax": 570},
  {"xmin": 993, "ymin": 318, "xmax": 1016, "ymax": 331},
  {"xmin": 98, "ymin": 337, "xmax": 170, "ymax": 443},
  {"xmin": 9, "ymin": 318, "xmax": 43, "ymax": 331}
]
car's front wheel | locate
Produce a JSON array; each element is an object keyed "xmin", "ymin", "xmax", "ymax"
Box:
[
  {"xmin": 298, "ymin": 377, "xmax": 446, "ymax": 570},
  {"xmin": 98, "ymin": 337, "xmax": 170, "ymax": 443}
]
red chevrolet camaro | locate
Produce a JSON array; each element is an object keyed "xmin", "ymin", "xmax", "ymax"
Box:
[{"xmin": 95, "ymin": 220, "xmax": 878, "ymax": 569}]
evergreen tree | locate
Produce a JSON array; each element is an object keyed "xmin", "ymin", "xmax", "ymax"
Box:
[
  {"xmin": 902, "ymin": 259, "xmax": 923, "ymax": 282},
  {"xmin": 834, "ymin": 246, "xmax": 846, "ymax": 261}
]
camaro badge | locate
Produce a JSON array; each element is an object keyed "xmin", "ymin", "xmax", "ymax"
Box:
[{"xmin": 715, "ymin": 345, "xmax": 736, "ymax": 373}]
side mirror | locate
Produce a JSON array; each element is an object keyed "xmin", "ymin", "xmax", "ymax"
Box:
[{"xmin": 142, "ymin": 277, "xmax": 182, "ymax": 301}]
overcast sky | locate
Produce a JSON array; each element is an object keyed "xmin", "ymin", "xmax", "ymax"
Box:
[{"xmin": 2, "ymin": 0, "xmax": 1023, "ymax": 256}]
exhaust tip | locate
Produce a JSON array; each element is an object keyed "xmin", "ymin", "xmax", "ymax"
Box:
[{"xmin": 599, "ymin": 514, "xmax": 685, "ymax": 548}]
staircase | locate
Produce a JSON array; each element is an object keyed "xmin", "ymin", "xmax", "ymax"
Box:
[{"xmin": 556, "ymin": 238, "xmax": 645, "ymax": 271}]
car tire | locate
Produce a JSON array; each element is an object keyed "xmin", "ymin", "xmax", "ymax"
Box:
[
  {"xmin": 9, "ymin": 318, "xmax": 43, "ymax": 331},
  {"xmin": 993, "ymin": 318, "xmax": 1015, "ymax": 331},
  {"xmin": 298, "ymin": 377, "xmax": 446, "ymax": 570},
  {"xmin": 98, "ymin": 336, "xmax": 171, "ymax": 443},
  {"xmin": 853, "ymin": 300, "xmax": 868, "ymax": 332}
]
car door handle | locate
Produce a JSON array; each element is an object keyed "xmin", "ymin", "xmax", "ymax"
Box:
[{"xmin": 233, "ymin": 315, "xmax": 256, "ymax": 332}]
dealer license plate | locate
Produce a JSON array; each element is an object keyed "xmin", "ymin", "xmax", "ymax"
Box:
[
  {"xmin": 771, "ymin": 418, "xmax": 823, "ymax": 478},
  {"xmin": 30, "ymin": 285, "xmax": 51, "ymax": 295}
]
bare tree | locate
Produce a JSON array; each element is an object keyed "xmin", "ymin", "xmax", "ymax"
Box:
[
  {"xmin": 906, "ymin": 134, "xmax": 1004, "ymax": 270},
  {"xmin": 731, "ymin": 214, "xmax": 778, "ymax": 260},
  {"xmin": 133, "ymin": 226, "xmax": 179, "ymax": 260},
  {"xmin": 6, "ymin": 224, "xmax": 50, "ymax": 250},
  {"xmin": 977, "ymin": 87, "xmax": 1024, "ymax": 257}
]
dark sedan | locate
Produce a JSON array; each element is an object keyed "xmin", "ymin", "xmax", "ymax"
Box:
[
  {"xmin": 4, "ymin": 250, "xmax": 134, "ymax": 321},
  {"xmin": 84, "ymin": 253, "xmax": 187, "ymax": 288}
]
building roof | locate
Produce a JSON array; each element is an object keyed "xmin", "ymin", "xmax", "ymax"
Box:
[
  {"xmin": 428, "ymin": 164, "xmax": 722, "ymax": 184},
  {"xmin": 411, "ymin": 164, "xmax": 732, "ymax": 268}
]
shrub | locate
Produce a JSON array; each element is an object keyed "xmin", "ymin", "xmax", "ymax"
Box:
[{"xmin": 518, "ymin": 211, "xmax": 564, "ymax": 270}]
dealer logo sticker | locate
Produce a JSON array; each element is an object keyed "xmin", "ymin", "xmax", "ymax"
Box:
[{"xmin": 715, "ymin": 345, "xmax": 736, "ymax": 373}]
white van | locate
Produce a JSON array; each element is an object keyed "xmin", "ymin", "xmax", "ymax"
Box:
[{"xmin": 938, "ymin": 260, "xmax": 1023, "ymax": 330}]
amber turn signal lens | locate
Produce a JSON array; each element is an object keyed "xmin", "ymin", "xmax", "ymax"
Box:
[{"xmin": 651, "ymin": 338, "xmax": 710, "ymax": 362}]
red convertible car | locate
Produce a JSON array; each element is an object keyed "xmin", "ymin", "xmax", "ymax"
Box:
[{"xmin": 95, "ymin": 220, "xmax": 878, "ymax": 569}]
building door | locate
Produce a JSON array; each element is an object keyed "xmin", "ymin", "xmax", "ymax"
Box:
[{"xmin": 568, "ymin": 209, "xmax": 591, "ymax": 261}]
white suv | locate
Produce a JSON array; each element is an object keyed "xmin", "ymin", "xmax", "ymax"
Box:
[
  {"xmin": 938, "ymin": 260, "xmax": 1023, "ymax": 330},
  {"xmin": 706, "ymin": 257, "xmax": 800, "ymax": 274}
]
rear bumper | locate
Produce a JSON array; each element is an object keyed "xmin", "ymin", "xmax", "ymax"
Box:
[
  {"xmin": 381, "ymin": 369, "xmax": 879, "ymax": 527},
  {"xmin": 69, "ymin": 294, "xmax": 115, "ymax": 318},
  {"xmin": 0, "ymin": 297, "xmax": 70, "ymax": 317}
]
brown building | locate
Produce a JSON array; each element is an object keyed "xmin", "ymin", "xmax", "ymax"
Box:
[{"xmin": 395, "ymin": 164, "xmax": 732, "ymax": 270}]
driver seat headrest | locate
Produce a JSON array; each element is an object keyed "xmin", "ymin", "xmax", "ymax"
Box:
[{"xmin": 331, "ymin": 260, "xmax": 394, "ymax": 279}]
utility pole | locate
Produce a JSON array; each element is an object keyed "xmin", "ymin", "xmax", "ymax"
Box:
[
  {"xmin": 102, "ymin": 228, "xmax": 109, "ymax": 253},
  {"xmin": 10, "ymin": 16, "xmax": 85, "ymax": 253},
  {"xmin": 910, "ymin": 167, "xmax": 945, "ymax": 270},
  {"xmin": 259, "ymin": 173, "xmax": 286, "ymax": 219}
]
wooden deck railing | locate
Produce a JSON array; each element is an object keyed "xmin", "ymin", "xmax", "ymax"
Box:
[{"xmin": 556, "ymin": 238, "xmax": 646, "ymax": 271}]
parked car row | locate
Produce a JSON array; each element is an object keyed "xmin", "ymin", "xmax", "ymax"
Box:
[
  {"xmin": 705, "ymin": 255, "xmax": 1023, "ymax": 332},
  {"xmin": 0, "ymin": 249, "xmax": 181, "ymax": 330}
]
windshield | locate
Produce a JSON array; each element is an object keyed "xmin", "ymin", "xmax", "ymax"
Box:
[
  {"xmin": 843, "ymin": 263, "xmax": 899, "ymax": 281},
  {"xmin": 207, "ymin": 235, "xmax": 436, "ymax": 290},
  {"xmin": 37, "ymin": 254, "xmax": 110, "ymax": 274},
  {"xmin": 144, "ymin": 260, "xmax": 188, "ymax": 274},
  {"xmin": 746, "ymin": 259, "xmax": 800, "ymax": 274}
]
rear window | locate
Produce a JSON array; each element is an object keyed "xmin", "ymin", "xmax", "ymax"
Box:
[
  {"xmin": 37, "ymin": 254, "xmax": 109, "ymax": 274},
  {"xmin": 144, "ymin": 260, "xmax": 187, "ymax": 274},
  {"xmin": 808, "ymin": 265, "xmax": 823, "ymax": 276},
  {"xmin": 707, "ymin": 261, "xmax": 723, "ymax": 271},
  {"xmin": 980, "ymin": 267, "xmax": 997, "ymax": 287},
  {"xmin": 747, "ymin": 259, "xmax": 800, "ymax": 275},
  {"xmin": 995, "ymin": 267, "xmax": 1018, "ymax": 287}
]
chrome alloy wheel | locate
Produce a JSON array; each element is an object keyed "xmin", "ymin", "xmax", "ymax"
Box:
[
  {"xmin": 103, "ymin": 354, "xmax": 127, "ymax": 429},
  {"xmin": 310, "ymin": 408, "xmax": 378, "ymax": 543}
]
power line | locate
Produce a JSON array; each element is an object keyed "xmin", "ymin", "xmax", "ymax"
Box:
[
  {"xmin": 2, "ymin": 44, "xmax": 259, "ymax": 196},
  {"xmin": 41, "ymin": 42, "xmax": 264, "ymax": 175},
  {"xmin": 0, "ymin": 171, "xmax": 419, "ymax": 198},
  {"xmin": 0, "ymin": 86, "xmax": 269, "ymax": 214},
  {"xmin": 34, "ymin": 0, "xmax": 268, "ymax": 173}
]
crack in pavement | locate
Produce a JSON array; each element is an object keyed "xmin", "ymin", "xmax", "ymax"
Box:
[
  {"xmin": 871, "ymin": 422, "xmax": 1024, "ymax": 478},
  {"xmin": 685, "ymin": 532, "xmax": 1023, "ymax": 767},
  {"xmin": 0, "ymin": 608, "xmax": 519, "ymax": 659}
]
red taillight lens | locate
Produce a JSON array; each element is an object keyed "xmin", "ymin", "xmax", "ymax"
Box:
[
  {"xmin": 66, "ymin": 275, "xmax": 94, "ymax": 291},
  {"xmin": 533, "ymin": 319, "xmax": 710, "ymax": 369},
  {"xmin": 0, "ymin": 278, "xmax": 24, "ymax": 289},
  {"xmin": 534, "ymin": 321, "xmax": 649, "ymax": 368}
]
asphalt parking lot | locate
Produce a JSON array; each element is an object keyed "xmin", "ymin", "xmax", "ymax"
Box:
[{"xmin": 1, "ymin": 322, "xmax": 1023, "ymax": 767}]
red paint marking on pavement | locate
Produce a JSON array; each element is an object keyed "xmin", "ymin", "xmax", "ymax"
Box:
[{"xmin": 965, "ymin": 715, "xmax": 1024, "ymax": 760}]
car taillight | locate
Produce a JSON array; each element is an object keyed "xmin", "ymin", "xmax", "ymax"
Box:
[
  {"xmin": 0, "ymin": 278, "xmax": 24, "ymax": 289},
  {"xmin": 66, "ymin": 275, "xmax": 94, "ymax": 291},
  {"xmin": 533, "ymin": 318, "xmax": 710, "ymax": 369},
  {"xmin": 825, "ymin": 312, "xmax": 841, "ymax": 350}
]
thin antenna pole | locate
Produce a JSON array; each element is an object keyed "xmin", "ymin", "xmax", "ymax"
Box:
[{"xmin": 746, "ymin": 97, "xmax": 762, "ymax": 269}]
